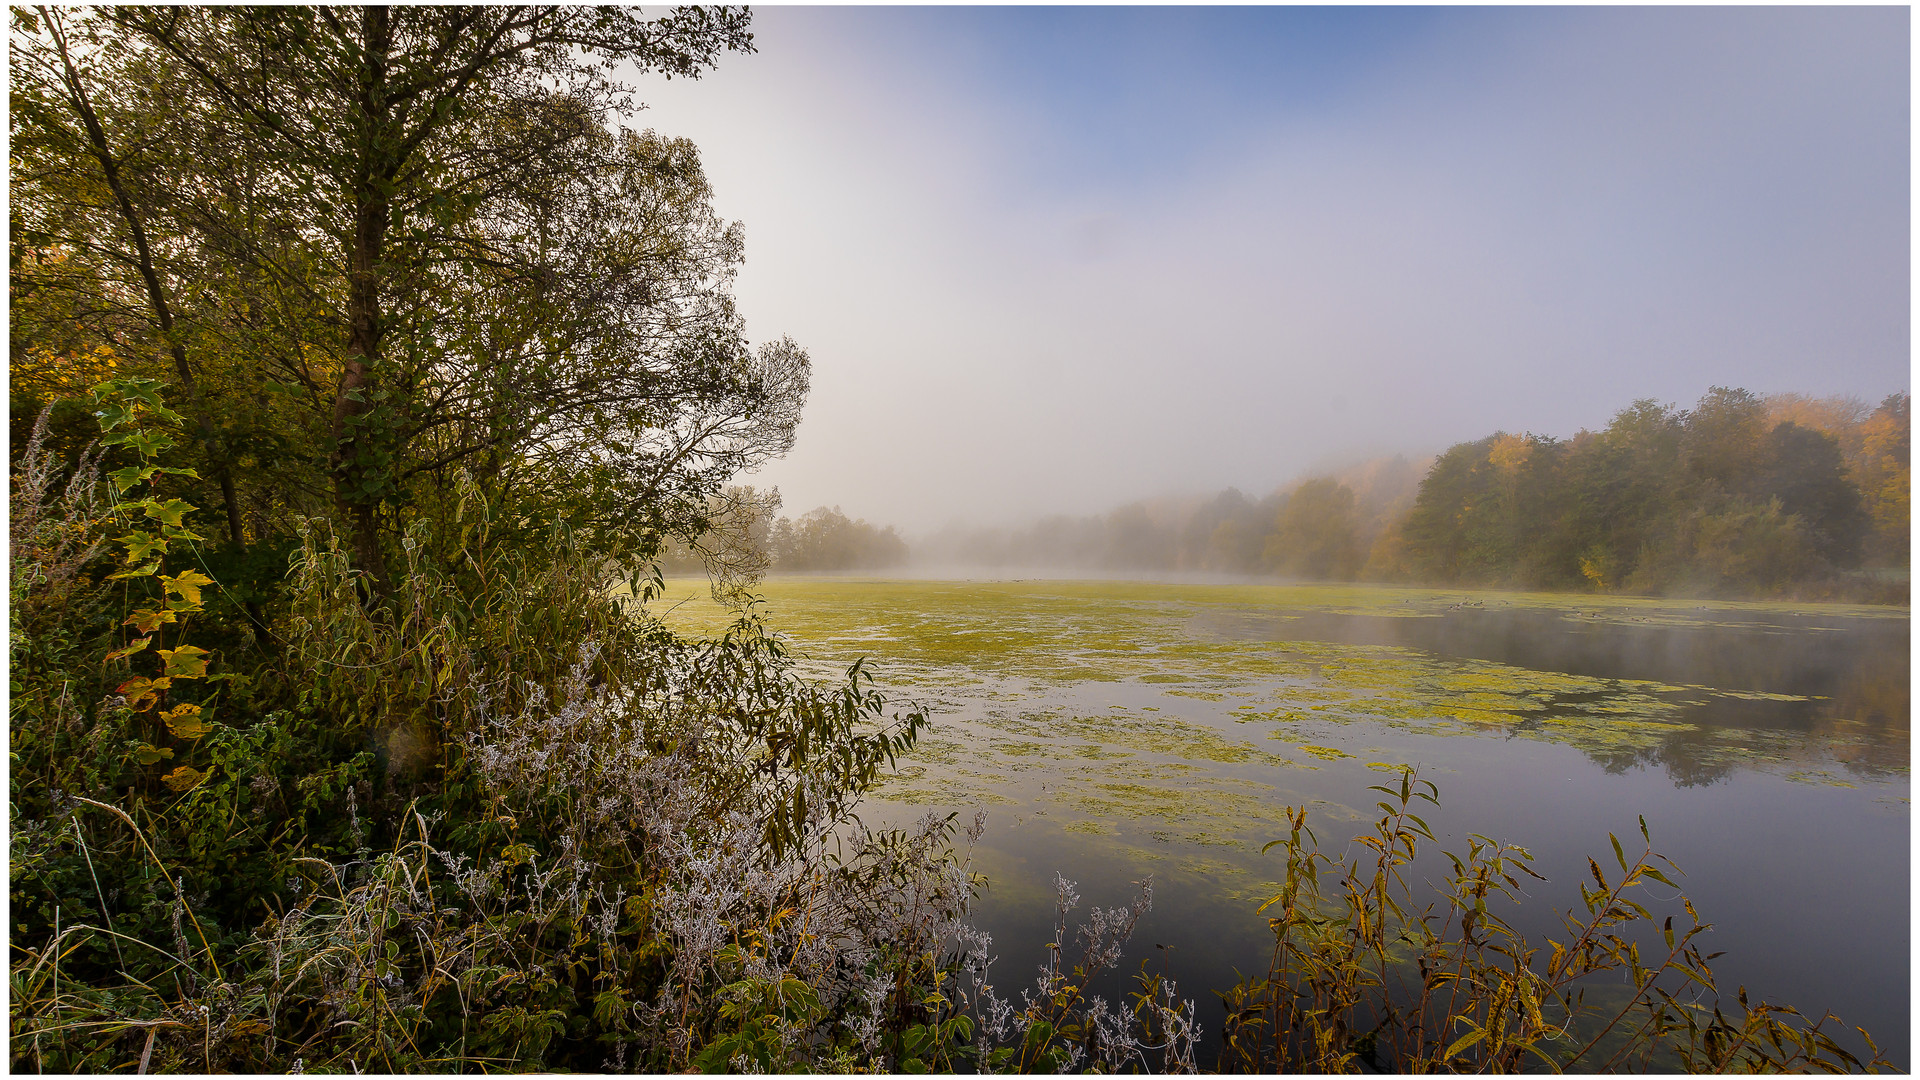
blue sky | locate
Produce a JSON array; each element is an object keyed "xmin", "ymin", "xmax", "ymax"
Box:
[
  {"xmin": 635, "ymin": 6, "xmax": 1909, "ymax": 533},
  {"xmin": 874, "ymin": 6, "xmax": 1458, "ymax": 193}
]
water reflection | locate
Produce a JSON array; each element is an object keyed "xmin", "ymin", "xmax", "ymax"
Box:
[
  {"xmin": 1194, "ymin": 605, "xmax": 1909, "ymax": 786},
  {"xmin": 655, "ymin": 578, "xmax": 1910, "ymax": 1066},
  {"xmin": 1196, "ymin": 607, "xmax": 1907, "ymax": 711}
]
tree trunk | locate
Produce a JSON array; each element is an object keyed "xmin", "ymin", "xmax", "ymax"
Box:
[
  {"xmin": 48, "ymin": 10, "xmax": 249, "ymax": 554},
  {"xmin": 333, "ymin": 4, "xmax": 394, "ymax": 591}
]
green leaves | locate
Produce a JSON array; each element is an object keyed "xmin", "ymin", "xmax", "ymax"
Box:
[
  {"xmin": 116, "ymin": 531, "xmax": 168, "ymax": 561},
  {"xmin": 106, "ymin": 428, "xmax": 176, "ymax": 458},
  {"xmin": 130, "ymin": 743, "xmax": 174, "ymax": 765},
  {"xmin": 158, "ymin": 646, "xmax": 211, "ymax": 679},
  {"xmin": 109, "ymin": 465, "xmax": 159, "ymax": 489},
  {"xmin": 109, "ymin": 465, "xmax": 200, "ymax": 491},
  {"xmin": 86, "ymin": 382, "xmax": 226, "ymax": 749},
  {"xmin": 161, "ymin": 569, "xmax": 214, "ymax": 606},
  {"xmin": 90, "ymin": 397, "xmax": 137, "ymax": 433},
  {"xmin": 142, "ymin": 499, "xmax": 196, "ymax": 528},
  {"xmin": 94, "ymin": 376, "xmax": 177, "ymax": 418}
]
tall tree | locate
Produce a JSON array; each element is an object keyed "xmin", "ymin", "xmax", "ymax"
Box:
[
  {"xmin": 1855, "ymin": 393, "xmax": 1911, "ymax": 566},
  {"xmin": 12, "ymin": 6, "xmax": 791, "ymax": 592},
  {"xmin": 1264, "ymin": 478, "xmax": 1363, "ymax": 580},
  {"xmin": 1682, "ymin": 385, "xmax": 1769, "ymax": 492},
  {"xmin": 1758, "ymin": 421, "xmax": 1867, "ymax": 566},
  {"xmin": 12, "ymin": 7, "xmax": 249, "ymax": 546}
]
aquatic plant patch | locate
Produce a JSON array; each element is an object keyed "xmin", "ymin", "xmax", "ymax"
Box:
[{"xmin": 652, "ymin": 577, "xmax": 1906, "ymax": 799}]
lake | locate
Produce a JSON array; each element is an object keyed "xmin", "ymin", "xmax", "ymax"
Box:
[{"xmin": 654, "ymin": 576, "xmax": 1910, "ymax": 1067}]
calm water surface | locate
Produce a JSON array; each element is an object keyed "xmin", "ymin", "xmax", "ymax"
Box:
[{"xmin": 657, "ymin": 578, "xmax": 1910, "ymax": 1066}]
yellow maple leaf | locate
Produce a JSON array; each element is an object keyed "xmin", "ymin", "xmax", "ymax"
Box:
[
  {"xmin": 161, "ymin": 702, "xmax": 213, "ymax": 740},
  {"xmin": 161, "ymin": 765, "xmax": 205, "ymax": 793},
  {"xmin": 117, "ymin": 675, "xmax": 173, "ymax": 712},
  {"xmin": 161, "ymin": 569, "xmax": 215, "ymax": 607},
  {"xmin": 124, "ymin": 608, "xmax": 178, "ymax": 634},
  {"xmin": 157, "ymin": 645, "xmax": 211, "ymax": 679},
  {"xmin": 105, "ymin": 635, "xmax": 154, "ymax": 662}
]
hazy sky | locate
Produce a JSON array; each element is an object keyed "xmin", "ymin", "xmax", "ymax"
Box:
[{"xmin": 634, "ymin": 6, "xmax": 1909, "ymax": 534}]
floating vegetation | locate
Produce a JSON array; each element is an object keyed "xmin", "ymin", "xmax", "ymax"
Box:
[
  {"xmin": 652, "ymin": 576, "xmax": 1907, "ymax": 868},
  {"xmin": 1300, "ymin": 744, "xmax": 1354, "ymax": 761}
]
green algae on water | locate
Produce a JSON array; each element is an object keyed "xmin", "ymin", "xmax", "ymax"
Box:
[{"xmin": 649, "ymin": 576, "xmax": 1908, "ymax": 833}]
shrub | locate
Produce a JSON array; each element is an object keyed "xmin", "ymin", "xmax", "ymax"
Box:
[
  {"xmin": 7, "ymin": 387, "xmax": 983, "ymax": 1073},
  {"xmin": 1217, "ymin": 768, "xmax": 1893, "ymax": 1073}
]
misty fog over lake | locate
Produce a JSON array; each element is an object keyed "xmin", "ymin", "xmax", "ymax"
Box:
[
  {"xmin": 641, "ymin": 5, "xmax": 1908, "ymax": 1068},
  {"xmin": 640, "ymin": 7, "xmax": 1906, "ymax": 535}
]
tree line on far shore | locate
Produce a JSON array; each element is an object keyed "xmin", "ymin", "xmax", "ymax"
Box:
[
  {"xmin": 754, "ymin": 387, "xmax": 1909, "ymax": 600},
  {"xmin": 662, "ymin": 488, "xmax": 907, "ymax": 587}
]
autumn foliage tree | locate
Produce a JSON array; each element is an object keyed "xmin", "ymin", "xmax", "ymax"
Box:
[
  {"xmin": 1396, "ymin": 386, "xmax": 1896, "ymax": 595},
  {"xmin": 12, "ymin": 5, "xmax": 797, "ymax": 591}
]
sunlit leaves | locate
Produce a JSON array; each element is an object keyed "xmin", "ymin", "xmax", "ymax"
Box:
[
  {"xmin": 161, "ymin": 702, "xmax": 212, "ymax": 740},
  {"xmin": 161, "ymin": 569, "xmax": 213, "ymax": 606},
  {"xmin": 124, "ymin": 607, "xmax": 177, "ymax": 634},
  {"xmin": 117, "ymin": 675, "xmax": 171, "ymax": 712},
  {"xmin": 85, "ymin": 383, "xmax": 222, "ymax": 739},
  {"xmin": 108, "ymin": 559, "xmax": 161, "ymax": 581},
  {"xmin": 116, "ymin": 531, "xmax": 167, "ymax": 561},
  {"xmin": 158, "ymin": 646, "xmax": 211, "ymax": 679},
  {"xmin": 141, "ymin": 499, "xmax": 196, "ymax": 528},
  {"xmin": 104, "ymin": 636, "xmax": 153, "ymax": 662}
]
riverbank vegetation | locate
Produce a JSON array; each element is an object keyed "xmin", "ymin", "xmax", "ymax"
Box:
[{"xmin": 1217, "ymin": 769, "xmax": 1892, "ymax": 1073}]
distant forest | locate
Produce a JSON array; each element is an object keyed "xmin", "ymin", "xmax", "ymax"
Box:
[
  {"xmin": 903, "ymin": 387, "xmax": 1907, "ymax": 599},
  {"xmin": 662, "ymin": 491, "xmax": 908, "ymax": 586}
]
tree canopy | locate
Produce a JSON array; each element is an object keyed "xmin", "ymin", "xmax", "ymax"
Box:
[
  {"xmin": 1393, "ymin": 387, "xmax": 1898, "ymax": 594},
  {"xmin": 12, "ymin": 4, "xmax": 798, "ymax": 588},
  {"xmin": 921, "ymin": 387, "xmax": 1904, "ymax": 599}
]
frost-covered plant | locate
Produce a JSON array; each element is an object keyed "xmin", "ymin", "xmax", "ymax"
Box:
[
  {"xmin": 962, "ymin": 872, "xmax": 1200, "ymax": 1074},
  {"xmin": 239, "ymin": 621, "xmax": 962, "ymax": 1071},
  {"xmin": 10, "ymin": 402, "xmax": 110, "ymax": 619}
]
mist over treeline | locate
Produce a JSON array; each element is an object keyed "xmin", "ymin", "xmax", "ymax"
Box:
[
  {"xmin": 698, "ymin": 384, "xmax": 1896, "ymax": 599},
  {"xmin": 661, "ymin": 490, "xmax": 907, "ymax": 589},
  {"xmin": 698, "ymin": 387, "xmax": 1906, "ymax": 601},
  {"xmin": 916, "ymin": 454, "xmax": 1428, "ymax": 579},
  {"xmin": 911, "ymin": 387, "xmax": 1909, "ymax": 599}
]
